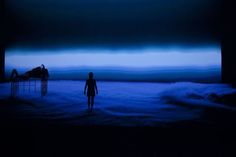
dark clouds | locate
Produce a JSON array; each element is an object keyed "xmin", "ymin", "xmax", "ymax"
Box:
[{"xmin": 5, "ymin": 0, "xmax": 221, "ymax": 49}]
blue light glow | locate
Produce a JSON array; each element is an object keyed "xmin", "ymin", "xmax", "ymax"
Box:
[
  {"xmin": 5, "ymin": 46, "xmax": 221, "ymax": 82},
  {"xmin": 6, "ymin": 47, "xmax": 220, "ymax": 69}
]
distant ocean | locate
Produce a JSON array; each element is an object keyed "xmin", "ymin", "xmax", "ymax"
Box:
[{"xmin": 5, "ymin": 65, "xmax": 221, "ymax": 82}]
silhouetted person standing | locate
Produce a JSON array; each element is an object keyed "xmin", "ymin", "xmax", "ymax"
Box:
[{"xmin": 84, "ymin": 72, "xmax": 98, "ymax": 111}]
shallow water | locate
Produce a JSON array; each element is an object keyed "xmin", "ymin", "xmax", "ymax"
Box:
[{"xmin": 0, "ymin": 81, "xmax": 235, "ymax": 126}]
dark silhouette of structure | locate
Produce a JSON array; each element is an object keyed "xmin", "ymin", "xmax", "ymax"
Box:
[
  {"xmin": 9, "ymin": 65, "xmax": 49, "ymax": 97},
  {"xmin": 10, "ymin": 65, "xmax": 49, "ymax": 81},
  {"xmin": 0, "ymin": 47, "xmax": 4, "ymax": 82},
  {"xmin": 0, "ymin": 0, "xmax": 4, "ymax": 82},
  {"xmin": 41, "ymin": 64, "xmax": 49, "ymax": 97},
  {"xmin": 84, "ymin": 72, "xmax": 98, "ymax": 111},
  {"xmin": 10, "ymin": 71, "xmax": 19, "ymax": 97}
]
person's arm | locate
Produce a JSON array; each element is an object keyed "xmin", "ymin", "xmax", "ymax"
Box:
[
  {"xmin": 94, "ymin": 80, "xmax": 98, "ymax": 94},
  {"xmin": 84, "ymin": 80, "xmax": 88, "ymax": 95}
]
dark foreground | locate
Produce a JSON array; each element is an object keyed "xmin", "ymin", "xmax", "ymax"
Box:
[
  {"xmin": 1, "ymin": 126, "xmax": 236, "ymax": 157},
  {"xmin": 1, "ymin": 81, "xmax": 236, "ymax": 156}
]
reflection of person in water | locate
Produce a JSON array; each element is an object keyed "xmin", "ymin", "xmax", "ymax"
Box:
[
  {"xmin": 84, "ymin": 72, "xmax": 98, "ymax": 111},
  {"xmin": 41, "ymin": 64, "xmax": 49, "ymax": 97}
]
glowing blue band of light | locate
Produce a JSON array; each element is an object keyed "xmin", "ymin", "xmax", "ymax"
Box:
[{"xmin": 6, "ymin": 47, "xmax": 221, "ymax": 69}]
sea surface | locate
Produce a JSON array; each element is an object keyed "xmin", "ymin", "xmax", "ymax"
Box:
[{"xmin": 0, "ymin": 81, "xmax": 235, "ymax": 127}]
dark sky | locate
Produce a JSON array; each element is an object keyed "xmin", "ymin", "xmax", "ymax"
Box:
[{"xmin": 5, "ymin": 0, "xmax": 221, "ymax": 49}]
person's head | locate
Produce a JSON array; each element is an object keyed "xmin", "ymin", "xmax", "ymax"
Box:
[{"xmin": 88, "ymin": 72, "xmax": 93, "ymax": 79}]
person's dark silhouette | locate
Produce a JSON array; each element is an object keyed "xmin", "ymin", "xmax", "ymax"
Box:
[
  {"xmin": 84, "ymin": 72, "xmax": 98, "ymax": 111},
  {"xmin": 41, "ymin": 64, "xmax": 49, "ymax": 97}
]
